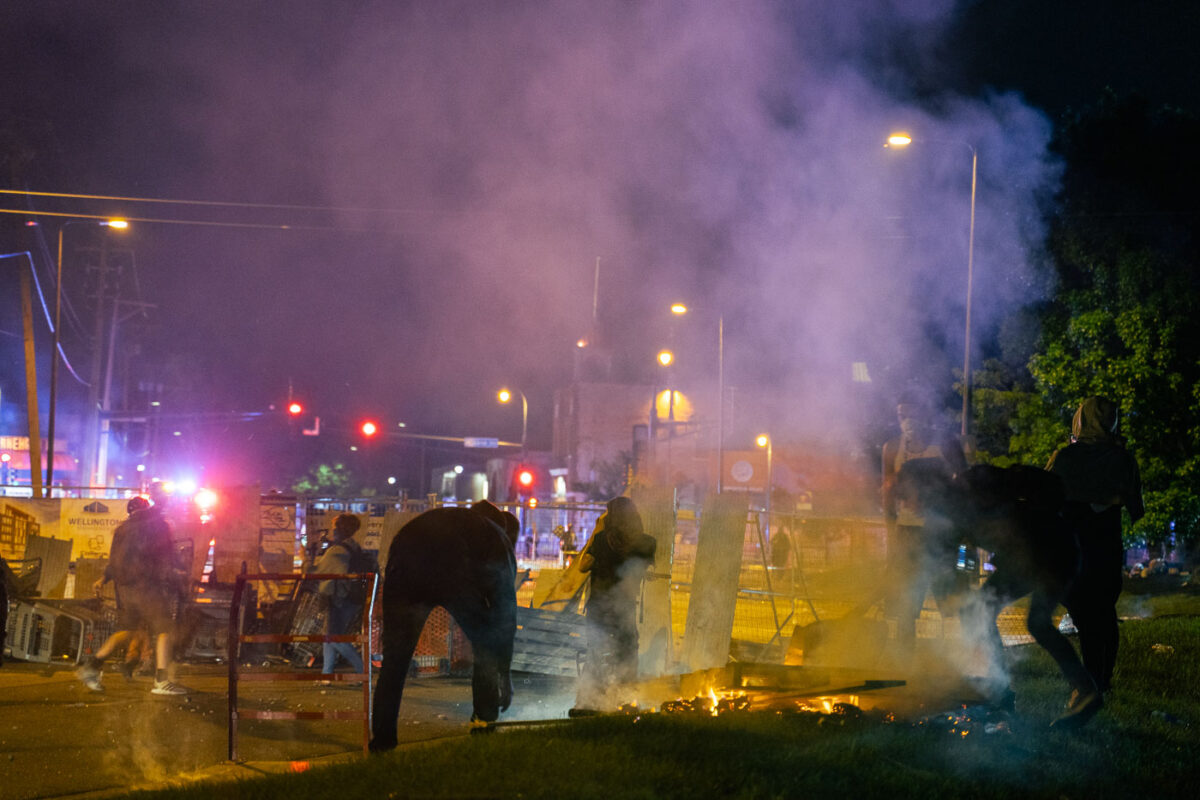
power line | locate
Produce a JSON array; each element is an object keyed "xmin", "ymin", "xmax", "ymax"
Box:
[
  {"xmin": 1, "ymin": 250, "xmax": 90, "ymax": 386},
  {"xmin": 1, "ymin": 207, "xmax": 350, "ymax": 232},
  {"xmin": 0, "ymin": 187, "xmax": 432, "ymax": 216}
]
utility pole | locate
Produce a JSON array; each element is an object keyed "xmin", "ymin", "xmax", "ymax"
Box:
[
  {"xmin": 77, "ymin": 242, "xmax": 133, "ymax": 489},
  {"xmin": 8, "ymin": 253, "xmax": 42, "ymax": 496},
  {"xmin": 95, "ymin": 298, "xmax": 155, "ymax": 486}
]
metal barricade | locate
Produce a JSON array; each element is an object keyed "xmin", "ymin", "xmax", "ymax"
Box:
[{"xmin": 227, "ymin": 572, "xmax": 378, "ymax": 761}]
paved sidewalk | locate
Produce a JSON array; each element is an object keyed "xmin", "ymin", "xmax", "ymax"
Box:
[{"xmin": 0, "ymin": 661, "xmax": 577, "ymax": 799}]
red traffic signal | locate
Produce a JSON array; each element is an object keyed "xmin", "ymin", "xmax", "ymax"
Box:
[
  {"xmin": 517, "ymin": 469, "xmax": 534, "ymax": 488},
  {"xmin": 360, "ymin": 420, "xmax": 379, "ymax": 437},
  {"xmin": 287, "ymin": 402, "xmax": 304, "ymax": 416}
]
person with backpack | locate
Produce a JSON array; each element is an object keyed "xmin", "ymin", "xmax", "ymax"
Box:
[
  {"xmin": 315, "ymin": 513, "xmax": 377, "ymax": 682},
  {"xmin": 76, "ymin": 490, "xmax": 188, "ymax": 695}
]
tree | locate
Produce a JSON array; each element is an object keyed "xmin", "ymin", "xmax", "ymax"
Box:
[
  {"xmin": 1029, "ymin": 93, "xmax": 1200, "ymax": 550},
  {"xmin": 292, "ymin": 462, "xmax": 360, "ymax": 496}
]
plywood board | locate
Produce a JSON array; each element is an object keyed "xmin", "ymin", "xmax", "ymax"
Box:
[{"xmin": 680, "ymin": 493, "xmax": 747, "ymax": 672}]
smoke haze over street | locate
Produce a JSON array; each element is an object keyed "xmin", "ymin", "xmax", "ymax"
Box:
[{"xmin": 3, "ymin": 1, "xmax": 1061, "ymax": 482}]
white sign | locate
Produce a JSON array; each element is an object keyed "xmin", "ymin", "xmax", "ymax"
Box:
[{"xmin": 464, "ymin": 437, "xmax": 499, "ymax": 448}]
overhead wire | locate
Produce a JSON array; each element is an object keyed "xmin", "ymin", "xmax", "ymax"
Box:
[
  {"xmin": 0, "ymin": 251, "xmax": 91, "ymax": 386},
  {"xmin": 0, "ymin": 187, "xmax": 433, "ymax": 217}
]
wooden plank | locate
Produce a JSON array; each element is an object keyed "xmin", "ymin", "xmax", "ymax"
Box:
[
  {"xmin": 510, "ymin": 657, "xmax": 578, "ymax": 676},
  {"xmin": 514, "ymin": 641, "xmax": 586, "ymax": 659},
  {"xmin": 631, "ymin": 486, "xmax": 676, "ymax": 676},
  {"xmin": 680, "ymin": 493, "xmax": 747, "ymax": 671},
  {"xmin": 515, "ymin": 627, "xmax": 584, "ymax": 645},
  {"xmin": 517, "ymin": 607, "xmax": 587, "ymax": 628}
]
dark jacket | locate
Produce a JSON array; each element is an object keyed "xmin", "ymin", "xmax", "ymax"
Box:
[
  {"xmin": 1046, "ymin": 397, "xmax": 1144, "ymax": 521},
  {"xmin": 106, "ymin": 506, "xmax": 177, "ymax": 588}
]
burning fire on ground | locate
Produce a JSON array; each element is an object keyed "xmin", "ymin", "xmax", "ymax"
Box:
[{"xmin": 610, "ymin": 689, "xmax": 1010, "ymax": 737}]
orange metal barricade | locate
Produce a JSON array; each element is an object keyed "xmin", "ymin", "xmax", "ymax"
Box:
[{"xmin": 227, "ymin": 572, "xmax": 378, "ymax": 761}]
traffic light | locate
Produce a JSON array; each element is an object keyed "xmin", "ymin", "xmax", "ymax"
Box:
[
  {"xmin": 287, "ymin": 401, "xmax": 304, "ymax": 416},
  {"xmin": 360, "ymin": 420, "xmax": 379, "ymax": 438},
  {"xmin": 517, "ymin": 468, "xmax": 534, "ymax": 489}
]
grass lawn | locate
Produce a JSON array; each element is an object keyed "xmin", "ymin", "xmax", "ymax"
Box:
[{"xmin": 133, "ymin": 588, "xmax": 1198, "ymax": 800}]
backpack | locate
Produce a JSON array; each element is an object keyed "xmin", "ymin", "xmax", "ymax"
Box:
[{"xmin": 330, "ymin": 541, "xmax": 379, "ymax": 605}]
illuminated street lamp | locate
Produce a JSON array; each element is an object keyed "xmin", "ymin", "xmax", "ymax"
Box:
[
  {"xmin": 886, "ymin": 131, "xmax": 977, "ymax": 438},
  {"xmin": 756, "ymin": 433, "xmax": 773, "ymax": 535},
  {"xmin": 497, "ymin": 387, "xmax": 528, "ymax": 456},
  {"xmin": 671, "ymin": 302, "xmax": 726, "ymax": 491},
  {"xmin": 46, "ymin": 218, "xmax": 129, "ymax": 496},
  {"xmin": 657, "ymin": 349, "xmax": 674, "ymax": 367}
]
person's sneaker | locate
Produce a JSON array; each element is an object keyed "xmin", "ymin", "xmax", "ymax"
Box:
[
  {"xmin": 75, "ymin": 661, "xmax": 104, "ymax": 692},
  {"xmin": 119, "ymin": 660, "xmax": 137, "ymax": 682},
  {"xmin": 1051, "ymin": 688, "xmax": 1103, "ymax": 729},
  {"xmin": 151, "ymin": 680, "xmax": 188, "ymax": 696}
]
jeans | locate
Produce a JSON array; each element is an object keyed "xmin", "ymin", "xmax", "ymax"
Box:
[{"xmin": 323, "ymin": 599, "xmax": 364, "ymax": 674}]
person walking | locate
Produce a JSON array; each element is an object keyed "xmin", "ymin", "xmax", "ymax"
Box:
[
  {"xmin": 315, "ymin": 513, "xmax": 375, "ymax": 682},
  {"xmin": 82, "ymin": 497, "xmax": 153, "ymax": 686},
  {"xmin": 76, "ymin": 488, "xmax": 188, "ymax": 695},
  {"xmin": 1047, "ymin": 397, "xmax": 1144, "ymax": 701}
]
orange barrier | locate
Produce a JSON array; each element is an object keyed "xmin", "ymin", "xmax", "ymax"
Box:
[{"xmin": 227, "ymin": 572, "xmax": 378, "ymax": 761}]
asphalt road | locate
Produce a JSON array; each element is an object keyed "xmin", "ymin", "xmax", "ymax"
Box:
[{"xmin": 0, "ymin": 660, "xmax": 578, "ymax": 800}]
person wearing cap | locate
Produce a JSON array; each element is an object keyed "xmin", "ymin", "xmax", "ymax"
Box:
[
  {"xmin": 76, "ymin": 492, "xmax": 188, "ymax": 695},
  {"xmin": 76, "ymin": 497, "xmax": 152, "ymax": 688},
  {"xmin": 1048, "ymin": 397, "xmax": 1144, "ymax": 710}
]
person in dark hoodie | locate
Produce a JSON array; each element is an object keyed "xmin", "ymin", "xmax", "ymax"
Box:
[
  {"xmin": 1047, "ymin": 397, "xmax": 1144, "ymax": 702},
  {"xmin": 579, "ymin": 497, "xmax": 656, "ymax": 691}
]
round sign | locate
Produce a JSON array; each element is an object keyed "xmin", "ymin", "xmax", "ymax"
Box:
[{"xmin": 730, "ymin": 459, "xmax": 754, "ymax": 483}]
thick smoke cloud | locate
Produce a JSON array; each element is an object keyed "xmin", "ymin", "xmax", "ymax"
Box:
[
  {"xmin": 8, "ymin": 1, "xmax": 1057, "ymax": 446},
  {"xmin": 296, "ymin": 0, "xmax": 1053, "ymax": 438}
]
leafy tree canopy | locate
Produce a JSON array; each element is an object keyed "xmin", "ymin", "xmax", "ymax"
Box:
[
  {"xmin": 978, "ymin": 92, "xmax": 1200, "ymax": 549},
  {"xmin": 291, "ymin": 462, "xmax": 368, "ymax": 497}
]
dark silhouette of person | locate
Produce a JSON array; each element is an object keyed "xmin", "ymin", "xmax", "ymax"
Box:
[
  {"xmin": 77, "ymin": 487, "xmax": 188, "ymax": 695},
  {"xmin": 577, "ymin": 496, "xmax": 656, "ymax": 704},
  {"xmin": 893, "ymin": 459, "xmax": 1107, "ymax": 727},
  {"xmin": 370, "ymin": 501, "xmax": 518, "ymax": 751},
  {"xmin": 0, "ymin": 554, "xmax": 19, "ymax": 667},
  {"xmin": 880, "ymin": 396, "xmax": 967, "ymax": 651},
  {"xmin": 1048, "ymin": 397, "xmax": 1144, "ymax": 696},
  {"xmin": 85, "ymin": 496, "xmax": 154, "ymax": 684}
]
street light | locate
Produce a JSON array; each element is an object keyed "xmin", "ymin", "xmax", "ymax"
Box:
[
  {"xmin": 885, "ymin": 132, "xmax": 977, "ymax": 438},
  {"xmin": 671, "ymin": 302, "xmax": 726, "ymax": 492},
  {"xmin": 46, "ymin": 218, "xmax": 129, "ymax": 496},
  {"xmin": 756, "ymin": 433, "xmax": 773, "ymax": 536},
  {"xmin": 497, "ymin": 387, "xmax": 527, "ymax": 456}
]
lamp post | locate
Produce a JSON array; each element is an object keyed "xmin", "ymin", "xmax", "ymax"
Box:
[
  {"xmin": 46, "ymin": 218, "xmax": 128, "ymax": 496},
  {"xmin": 886, "ymin": 133, "xmax": 977, "ymax": 438},
  {"xmin": 671, "ymin": 303, "xmax": 725, "ymax": 492},
  {"xmin": 497, "ymin": 387, "xmax": 527, "ymax": 457},
  {"xmin": 756, "ymin": 433, "xmax": 773, "ymax": 536}
]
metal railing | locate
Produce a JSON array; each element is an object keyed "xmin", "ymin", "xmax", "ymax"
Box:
[{"xmin": 226, "ymin": 571, "xmax": 378, "ymax": 761}]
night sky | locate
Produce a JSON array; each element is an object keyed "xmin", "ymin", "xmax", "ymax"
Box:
[{"xmin": 2, "ymin": 1, "xmax": 1196, "ymax": 488}]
